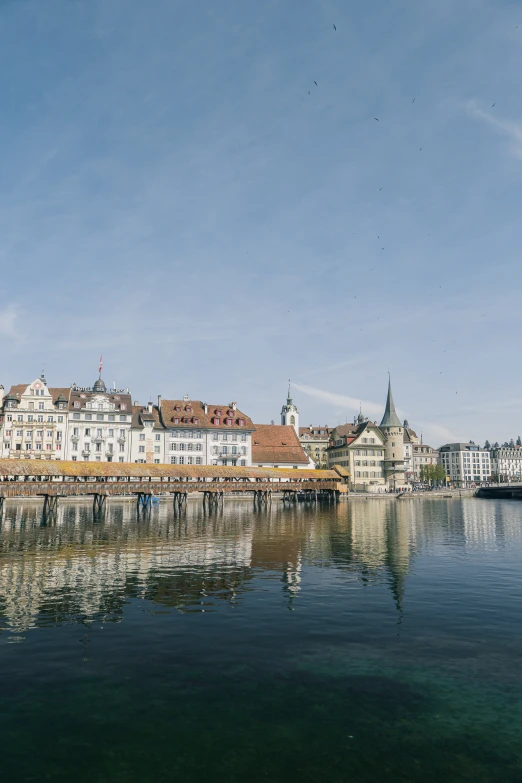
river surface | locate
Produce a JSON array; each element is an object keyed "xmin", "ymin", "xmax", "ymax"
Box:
[{"xmin": 0, "ymin": 497, "xmax": 521, "ymax": 782}]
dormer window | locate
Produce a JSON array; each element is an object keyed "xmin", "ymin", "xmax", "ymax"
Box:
[
  {"xmin": 193, "ymin": 418, "xmax": 199, "ymax": 425},
  {"xmin": 185, "ymin": 405, "xmax": 192, "ymax": 413},
  {"xmin": 175, "ymin": 405, "xmax": 181, "ymax": 412},
  {"xmin": 121, "ymin": 404, "xmax": 127, "ymax": 410},
  {"xmin": 74, "ymin": 401, "xmax": 80, "ymax": 409},
  {"xmin": 226, "ymin": 418, "xmax": 233, "ymax": 426},
  {"xmin": 238, "ymin": 418, "xmax": 245, "ymax": 426},
  {"xmin": 215, "ymin": 409, "xmax": 222, "ymax": 416},
  {"xmin": 173, "ymin": 417, "xmax": 180, "ymax": 424},
  {"xmin": 214, "ymin": 418, "xmax": 221, "ymax": 426},
  {"xmin": 227, "ymin": 409, "xmax": 234, "ymax": 417}
]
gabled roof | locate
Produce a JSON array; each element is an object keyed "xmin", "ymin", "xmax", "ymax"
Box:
[
  {"xmin": 132, "ymin": 405, "xmax": 165, "ymax": 430},
  {"xmin": 69, "ymin": 387, "xmax": 131, "ymax": 412},
  {"xmin": 7, "ymin": 385, "xmax": 71, "ymax": 406},
  {"xmin": 252, "ymin": 424, "xmax": 309, "ymax": 465},
  {"xmin": 380, "ymin": 377, "xmax": 402, "ymax": 428},
  {"xmin": 159, "ymin": 400, "xmax": 255, "ymax": 430}
]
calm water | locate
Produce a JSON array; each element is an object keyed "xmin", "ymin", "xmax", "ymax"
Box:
[{"xmin": 1, "ymin": 497, "xmax": 522, "ymax": 782}]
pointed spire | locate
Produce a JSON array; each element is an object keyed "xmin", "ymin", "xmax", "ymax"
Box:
[
  {"xmin": 380, "ymin": 374, "xmax": 401, "ymax": 428},
  {"xmin": 40, "ymin": 368, "xmax": 47, "ymax": 386},
  {"xmin": 287, "ymin": 379, "xmax": 292, "ymax": 405}
]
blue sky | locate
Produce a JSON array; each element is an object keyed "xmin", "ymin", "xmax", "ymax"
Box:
[{"xmin": 1, "ymin": 0, "xmax": 521, "ymax": 446}]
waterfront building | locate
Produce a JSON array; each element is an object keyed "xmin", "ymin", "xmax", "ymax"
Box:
[
  {"xmin": 280, "ymin": 383, "xmax": 299, "ymax": 435},
  {"xmin": 326, "ymin": 412, "xmax": 387, "ymax": 491},
  {"xmin": 299, "ymin": 425, "xmax": 331, "ymax": 468},
  {"xmin": 489, "ymin": 445, "xmax": 522, "ymax": 482},
  {"xmin": 66, "ymin": 376, "xmax": 132, "ymax": 462},
  {"xmin": 0, "ymin": 374, "xmax": 69, "ymax": 460},
  {"xmin": 439, "ymin": 442, "xmax": 491, "ymax": 487},
  {"xmin": 412, "ymin": 443, "xmax": 439, "ymax": 481},
  {"xmin": 251, "ymin": 424, "xmax": 311, "ymax": 468},
  {"xmin": 402, "ymin": 420, "xmax": 419, "ymax": 482},
  {"xmin": 159, "ymin": 398, "xmax": 255, "ymax": 466},
  {"xmin": 379, "ymin": 377, "xmax": 407, "ymax": 491},
  {"xmin": 130, "ymin": 403, "xmax": 166, "ymax": 464}
]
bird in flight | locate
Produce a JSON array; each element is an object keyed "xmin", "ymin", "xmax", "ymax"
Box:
[
  {"xmin": 314, "ymin": 81, "xmax": 318, "ymax": 86},
  {"xmin": 374, "ymin": 117, "xmax": 380, "ymax": 121},
  {"xmin": 492, "ymin": 103, "xmax": 496, "ymax": 107},
  {"xmin": 333, "ymin": 24, "xmax": 336, "ymax": 31},
  {"xmin": 379, "ymin": 187, "xmax": 383, "ymax": 191},
  {"xmin": 412, "ymin": 98, "xmax": 415, "ymax": 103}
]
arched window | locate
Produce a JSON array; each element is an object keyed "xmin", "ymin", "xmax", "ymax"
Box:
[{"xmin": 290, "ymin": 415, "xmax": 295, "ymax": 425}]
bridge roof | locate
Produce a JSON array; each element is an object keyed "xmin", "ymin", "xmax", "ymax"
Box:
[{"xmin": 0, "ymin": 459, "xmax": 338, "ymax": 481}]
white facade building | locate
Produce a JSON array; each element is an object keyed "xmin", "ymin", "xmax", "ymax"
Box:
[
  {"xmin": 66, "ymin": 378, "xmax": 132, "ymax": 463},
  {"xmin": 159, "ymin": 398, "xmax": 255, "ymax": 466},
  {"xmin": 0, "ymin": 375, "xmax": 69, "ymax": 460},
  {"xmin": 489, "ymin": 446, "xmax": 522, "ymax": 482},
  {"xmin": 439, "ymin": 442, "xmax": 491, "ymax": 487},
  {"xmin": 130, "ymin": 403, "xmax": 166, "ymax": 464}
]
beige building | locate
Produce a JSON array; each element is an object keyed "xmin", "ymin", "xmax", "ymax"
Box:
[
  {"xmin": 130, "ymin": 403, "xmax": 166, "ymax": 464},
  {"xmin": 0, "ymin": 374, "xmax": 69, "ymax": 460},
  {"xmin": 327, "ymin": 412, "xmax": 387, "ymax": 492},
  {"xmin": 299, "ymin": 425, "xmax": 331, "ymax": 468},
  {"xmin": 413, "ymin": 443, "xmax": 439, "ymax": 481}
]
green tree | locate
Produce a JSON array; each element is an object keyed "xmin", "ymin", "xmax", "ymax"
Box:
[
  {"xmin": 484, "ymin": 440, "xmax": 491, "ymax": 450},
  {"xmin": 517, "ymin": 436, "xmax": 522, "ymax": 447}
]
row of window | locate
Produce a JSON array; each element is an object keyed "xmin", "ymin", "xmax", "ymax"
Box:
[
  {"xmin": 354, "ymin": 460, "xmax": 382, "ymax": 467},
  {"xmin": 5, "ymin": 443, "xmax": 62, "ymax": 451},
  {"xmin": 73, "ymin": 402, "xmax": 127, "ymax": 411},
  {"xmin": 72, "ymin": 428, "xmax": 125, "ymax": 438},
  {"xmin": 72, "ymin": 413, "xmax": 128, "ymax": 422},
  {"xmin": 5, "ymin": 414, "xmax": 64, "ymax": 423},
  {"xmin": 5, "ymin": 430, "xmax": 63, "ymax": 440},
  {"xmin": 354, "ymin": 471, "xmax": 383, "ymax": 478},
  {"xmin": 170, "ymin": 443, "xmax": 203, "ymax": 451},
  {"xmin": 72, "ymin": 443, "xmax": 126, "ymax": 453}
]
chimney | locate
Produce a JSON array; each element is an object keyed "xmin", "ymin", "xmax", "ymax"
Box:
[
  {"xmin": 231, "ymin": 401, "xmax": 237, "ymax": 411},
  {"xmin": 183, "ymin": 394, "xmax": 189, "ymax": 402},
  {"xmin": 133, "ymin": 400, "xmax": 139, "ymax": 406},
  {"xmin": 204, "ymin": 403, "xmax": 208, "ymax": 414},
  {"xmin": 148, "ymin": 402, "xmax": 153, "ymax": 413},
  {"xmin": 157, "ymin": 394, "xmax": 162, "ymax": 408}
]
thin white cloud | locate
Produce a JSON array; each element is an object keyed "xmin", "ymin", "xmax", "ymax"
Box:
[
  {"xmin": 293, "ymin": 383, "xmax": 383, "ymax": 417},
  {"xmin": 0, "ymin": 305, "xmax": 18, "ymax": 336},
  {"xmin": 466, "ymin": 101, "xmax": 522, "ymax": 160}
]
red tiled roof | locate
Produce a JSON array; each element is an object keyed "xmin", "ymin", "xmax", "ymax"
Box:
[
  {"xmin": 252, "ymin": 424, "xmax": 309, "ymax": 465},
  {"xmin": 159, "ymin": 400, "xmax": 255, "ymax": 430},
  {"xmin": 132, "ymin": 405, "xmax": 165, "ymax": 430}
]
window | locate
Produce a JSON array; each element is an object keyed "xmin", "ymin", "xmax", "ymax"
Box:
[
  {"xmin": 154, "ymin": 459, "xmax": 160, "ymax": 464},
  {"xmin": 241, "ymin": 434, "xmax": 246, "ymax": 442},
  {"xmin": 154, "ymin": 446, "xmax": 160, "ymax": 454},
  {"xmin": 187, "ymin": 443, "xmax": 193, "ymax": 451},
  {"xmin": 119, "ymin": 457, "xmax": 124, "ymax": 463},
  {"xmin": 195, "ymin": 430, "xmax": 202, "ymax": 439},
  {"xmin": 222, "ymin": 446, "xmax": 228, "ymax": 455},
  {"xmin": 35, "ymin": 443, "xmax": 42, "ymax": 451},
  {"xmin": 119, "ymin": 443, "xmax": 125, "ymax": 452},
  {"xmin": 179, "ymin": 456, "xmax": 184, "ymax": 464},
  {"xmin": 109, "ymin": 429, "xmax": 114, "ymax": 437},
  {"xmin": 121, "ymin": 404, "xmax": 127, "ymax": 410},
  {"xmin": 213, "ymin": 433, "xmax": 218, "ymax": 441},
  {"xmin": 97, "ymin": 428, "xmax": 102, "ymax": 438},
  {"xmin": 139, "ymin": 433, "xmax": 145, "ymax": 441},
  {"xmin": 226, "ymin": 418, "xmax": 233, "ymax": 426},
  {"xmin": 187, "ymin": 456, "xmax": 193, "ymax": 465},
  {"xmin": 74, "ymin": 401, "xmax": 80, "ymax": 408},
  {"xmin": 238, "ymin": 419, "xmax": 245, "ymax": 427},
  {"xmin": 28, "ymin": 415, "xmax": 33, "ymax": 422},
  {"xmin": 170, "ymin": 457, "xmax": 177, "ymax": 464},
  {"xmin": 171, "ymin": 444, "xmax": 177, "ymax": 451},
  {"xmin": 95, "ymin": 443, "xmax": 102, "ymax": 452},
  {"xmin": 139, "ymin": 446, "xmax": 145, "ymax": 453},
  {"xmin": 119, "ymin": 429, "xmax": 125, "ymax": 438},
  {"xmin": 196, "ymin": 443, "xmax": 202, "ymax": 451},
  {"xmin": 85, "ymin": 428, "xmax": 91, "ymax": 436},
  {"xmin": 232, "ymin": 434, "xmax": 237, "ymax": 442},
  {"xmin": 213, "ymin": 446, "xmax": 218, "ymax": 454},
  {"xmin": 37, "ymin": 415, "xmax": 43, "ymax": 423},
  {"xmin": 231, "ymin": 459, "xmax": 237, "ymax": 466},
  {"xmin": 97, "ymin": 414, "xmax": 103, "ymax": 421},
  {"xmin": 155, "ymin": 434, "xmax": 160, "ymax": 441},
  {"xmin": 232, "ymin": 446, "xmax": 237, "ymax": 455},
  {"xmin": 28, "ymin": 402, "xmax": 34, "ymax": 411},
  {"xmin": 214, "ymin": 418, "xmax": 221, "ymax": 426},
  {"xmin": 119, "ymin": 415, "xmax": 126, "ymax": 421},
  {"xmin": 46, "ymin": 430, "xmax": 52, "ymax": 438},
  {"xmin": 73, "ymin": 413, "xmax": 80, "ymax": 420},
  {"xmin": 290, "ymin": 416, "xmax": 295, "ymax": 425},
  {"xmin": 85, "ymin": 414, "xmax": 92, "ymax": 421},
  {"xmin": 109, "ymin": 415, "xmax": 115, "ymax": 422},
  {"xmin": 38, "ymin": 402, "xmax": 45, "ymax": 411},
  {"xmin": 196, "ymin": 456, "xmax": 202, "ymax": 465},
  {"xmin": 240, "ymin": 459, "xmax": 246, "ymax": 466},
  {"xmin": 84, "ymin": 443, "xmax": 90, "ymax": 452},
  {"xmin": 222, "ymin": 433, "xmax": 228, "ymax": 441}
]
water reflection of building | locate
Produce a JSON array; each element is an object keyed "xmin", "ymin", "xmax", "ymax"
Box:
[{"xmin": 0, "ymin": 501, "xmax": 254, "ymax": 633}]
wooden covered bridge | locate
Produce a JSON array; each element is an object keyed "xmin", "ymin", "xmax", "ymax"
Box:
[{"xmin": 0, "ymin": 460, "xmax": 349, "ymax": 518}]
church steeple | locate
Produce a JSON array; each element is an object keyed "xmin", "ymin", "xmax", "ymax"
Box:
[
  {"xmin": 380, "ymin": 375, "xmax": 401, "ymax": 428},
  {"xmin": 281, "ymin": 380, "xmax": 299, "ymax": 435}
]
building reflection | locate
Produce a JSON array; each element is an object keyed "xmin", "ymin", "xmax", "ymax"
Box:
[{"xmin": 0, "ymin": 497, "xmax": 514, "ymax": 636}]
